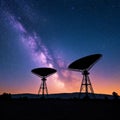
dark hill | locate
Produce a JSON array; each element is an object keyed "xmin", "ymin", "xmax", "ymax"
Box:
[{"xmin": 0, "ymin": 92, "xmax": 120, "ymax": 120}]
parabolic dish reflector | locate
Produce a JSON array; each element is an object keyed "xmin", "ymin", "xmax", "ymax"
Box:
[
  {"xmin": 68, "ymin": 54, "xmax": 102, "ymax": 71},
  {"xmin": 31, "ymin": 67, "xmax": 57, "ymax": 78}
]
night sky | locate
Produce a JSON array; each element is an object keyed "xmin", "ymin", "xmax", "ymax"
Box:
[{"xmin": 0, "ymin": 0, "xmax": 120, "ymax": 95}]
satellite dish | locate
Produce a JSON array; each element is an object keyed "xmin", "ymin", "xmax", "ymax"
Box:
[
  {"xmin": 31, "ymin": 67, "xmax": 57, "ymax": 78},
  {"xmin": 68, "ymin": 54, "xmax": 102, "ymax": 98},
  {"xmin": 31, "ymin": 67, "xmax": 57, "ymax": 97},
  {"xmin": 68, "ymin": 54, "xmax": 102, "ymax": 72}
]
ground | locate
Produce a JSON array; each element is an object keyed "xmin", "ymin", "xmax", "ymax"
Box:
[{"xmin": 1, "ymin": 98, "xmax": 119, "ymax": 120}]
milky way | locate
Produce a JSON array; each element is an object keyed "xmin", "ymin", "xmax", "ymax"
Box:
[{"xmin": 0, "ymin": 0, "xmax": 77, "ymax": 93}]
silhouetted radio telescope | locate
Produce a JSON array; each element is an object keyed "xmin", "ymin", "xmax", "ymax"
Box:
[
  {"xmin": 31, "ymin": 67, "xmax": 57, "ymax": 98},
  {"xmin": 68, "ymin": 54, "xmax": 102, "ymax": 98}
]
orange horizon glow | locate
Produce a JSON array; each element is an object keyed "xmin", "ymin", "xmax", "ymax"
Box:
[
  {"xmin": 0, "ymin": 87, "xmax": 118, "ymax": 96},
  {"xmin": 0, "ymin": 76, "xmax": 119, "ymax": 96},
  {"xmin": 0, "ymin": 69, "xmax": 119, "ymax": 95}
]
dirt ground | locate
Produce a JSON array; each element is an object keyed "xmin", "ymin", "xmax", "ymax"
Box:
[{"xmin": 1, "ymin": 98, "xmax": 120, "ymax": 120}]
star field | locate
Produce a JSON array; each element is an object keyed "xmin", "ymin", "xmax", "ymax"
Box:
[{"xmin": 0, "ymin": 0, "xmax": 120, "ymax": 95}]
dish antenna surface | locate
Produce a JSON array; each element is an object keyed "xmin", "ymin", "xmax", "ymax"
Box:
[
  {"xmin": 68, "ymin": 54, "xmax": 102, "ymax": 98},
  {"xmin": 31, "ymin": 67, "xmax": 57, "ymax": 97}
]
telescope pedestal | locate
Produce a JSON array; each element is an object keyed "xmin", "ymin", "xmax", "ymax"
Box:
[
  {"xmin": 79, "ymin": 70, "xmax": 94, "ymax": 98},
  {"xmin": 38, "ymin": 77, "xmax": 48, "ymax": 98}
]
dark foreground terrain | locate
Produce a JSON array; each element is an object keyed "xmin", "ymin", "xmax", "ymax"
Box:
[{"xmin": 1, "ymin": 98, "xmax": 120, "ymax": 120}]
